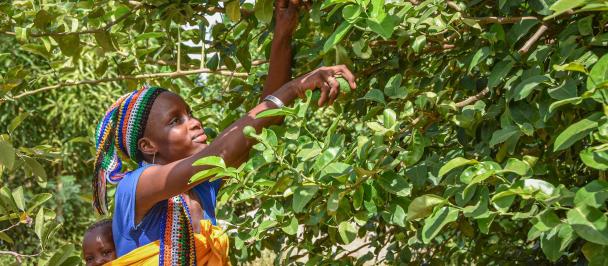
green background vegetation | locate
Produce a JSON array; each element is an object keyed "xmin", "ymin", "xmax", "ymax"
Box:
[{"xmin": 1, "ymin": 0, "xmax": 608, "ymax": 264}]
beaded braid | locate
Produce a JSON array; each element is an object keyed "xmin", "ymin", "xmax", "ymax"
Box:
[{"xmin": 92, "ymin": 85, "xmax": 166, "ymax": 215}]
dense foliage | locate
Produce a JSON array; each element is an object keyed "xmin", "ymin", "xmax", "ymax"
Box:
[{"xmin": 1, "ymin": 0, "xmax": 608, "ymax": 264}]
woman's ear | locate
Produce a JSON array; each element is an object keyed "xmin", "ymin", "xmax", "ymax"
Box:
[{"xmin": 138, "ymin": 137, "xmax": 157, "ymax": 158}]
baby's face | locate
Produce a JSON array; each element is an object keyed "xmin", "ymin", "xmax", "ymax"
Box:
[{"xmin": 82, "ymin": 227, "xmax": 116, "ymax": 266}]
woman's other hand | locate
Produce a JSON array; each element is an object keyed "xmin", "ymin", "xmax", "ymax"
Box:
[{"xmin": 290, "ymin": 65, "xmax": 357, "ymax": 106}]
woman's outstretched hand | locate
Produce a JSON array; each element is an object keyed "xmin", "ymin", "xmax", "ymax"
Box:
[
  {"xmin": 274, "ymin": 0, "xmax": 309, "ymax": 37},
  {"xmin": 289, "ymin": 65, "xmax": 357, "ymax": 106}
]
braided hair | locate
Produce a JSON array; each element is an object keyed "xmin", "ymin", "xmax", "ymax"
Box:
[{"xmin": 92, "ymin": 85, "xmax": 166, "ymax": 215}]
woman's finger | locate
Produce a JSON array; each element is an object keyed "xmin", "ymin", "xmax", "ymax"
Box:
[
  {"xmin": 332, "ymin": 65, "xmax": 357, "ymax": 89},
  {"xmin": 327, "ymin": 76, "xmax": 340, "ymax": 105},
  {"xmin": 318, "ymin": 81, "xmax": 331, "ymax": 106}
]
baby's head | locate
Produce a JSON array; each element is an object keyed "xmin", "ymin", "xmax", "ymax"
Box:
[
  {"xmin": 82, "ymin": 219, "xmax": 115, "ymax": 266},
  {"xmin": 93, "ymin": 86, "xmax": 208, "ymax": 214}
]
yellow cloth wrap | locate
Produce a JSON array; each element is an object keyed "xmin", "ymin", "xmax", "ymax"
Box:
[{"xmin": 104, "ymin": 220, "xmax": 229, "ymax": 266}]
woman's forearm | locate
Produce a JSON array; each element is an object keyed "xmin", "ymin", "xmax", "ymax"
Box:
[{"xmin": 261, "ymin": 31, "xmax": 294, "ymax": 100}]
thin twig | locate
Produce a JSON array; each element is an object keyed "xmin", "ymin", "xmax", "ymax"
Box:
[
  {"xmin": 518, "ymin": 23, "xmax": 549, "ymax": 54},
  {"xmin": 0, "ymin": 250, "xmax": 42, "ymax": 263},
  {"xmin": 472, "ymin": 16, "xmax": 538, "ymax": 24},
  {"xmin": 455, "ymin": 87, "xmax": 490, "ymax": 108},
  {"xmin": 447, "ymin": 1, "xmax": 461, "ymax": 12},
  {"xmin": 0, "ymin": 222, "xmax": 21, "ymax": 233}
]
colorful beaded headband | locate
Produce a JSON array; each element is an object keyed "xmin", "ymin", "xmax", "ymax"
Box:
[{"xmin": 92, "ymin": 85, "xmax": 165, "ymax": 214}]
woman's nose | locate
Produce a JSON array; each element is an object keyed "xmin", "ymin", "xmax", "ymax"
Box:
[{"xmin": 188, "ymin": 117, "xmax": 202, "ymax": 130}]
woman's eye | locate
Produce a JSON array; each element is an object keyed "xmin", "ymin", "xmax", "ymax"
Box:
[
  {"xmin": 85, "ymin": 256, "xmax": 93, "ymax": 262},
  {"xmin": 103, "ymin": 250, "xmax": 112, "ymax": 256}
]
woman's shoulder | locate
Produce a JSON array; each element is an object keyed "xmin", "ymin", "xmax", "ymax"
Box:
[{"xmin": 115, "ymin": 164, "xmax": 155, "ymax": 192}]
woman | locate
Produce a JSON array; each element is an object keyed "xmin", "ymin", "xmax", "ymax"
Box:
[{"xmin": 92, "ymin": 0, "xmax": 356, "ymax": 264}]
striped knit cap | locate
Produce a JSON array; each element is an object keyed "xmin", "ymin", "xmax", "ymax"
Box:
[{"xmin": 92, "ymin": 85, "xmax": 165, "ymax": 215}]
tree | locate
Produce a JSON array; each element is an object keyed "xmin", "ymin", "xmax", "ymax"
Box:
[{"xmin": 1, "ymin": 0, "xmax": 608, "ymax": 264}]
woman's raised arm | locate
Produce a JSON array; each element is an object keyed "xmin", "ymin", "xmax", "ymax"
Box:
[{"xmin": 134, "ymin": 65, "xmax": 356, "ymax": 221}]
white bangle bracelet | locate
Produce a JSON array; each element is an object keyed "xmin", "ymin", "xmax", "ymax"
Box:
[{"xmin": 264, "ymin": 95, "xmax": 285, "ymax": 108}]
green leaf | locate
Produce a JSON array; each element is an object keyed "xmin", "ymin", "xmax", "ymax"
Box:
[
  {"xmin": 412, "ymin": 35, "xmax": 426, "ymax": 54},
  {"xmin": 468, "ymin": 47, "xmax": 490, "ymax": 73},
  {"xmin": 438, "ymin": 157, "xmax": 477, "ymax": 178},
  {"xmin": 582, "ymin": 242, "xmax": 608, "ymax": 266},
  {"xmin": 322, "ymin": 22, "xmax": 353, "ymax": 53},
  {"xmin": 293, "ymin": 185, "xmax": 319, "ymax": 213},
  {"xmin": 23, "ymin": 157, "xmax": 47, "ymax": 179},
  {"xmin": 509, "ymin": 75, "xmax": 549, "ymax": 101},
  {"xmin": 541, "ymin": 224, "xmax": 575, "ymax": 262},
  {"xmin": 407, "ymin": 194, "xmax": 445, "ymax": 221},
  {"xmin": 522, "ymin": 178, "xmax": 556, "ymax": 197},
  {"xmin": 384, "ymin": 74, "xmax": 406, "ymax": 99},
  {"xmin": 532, "ymin": 209, "xmax": 561, "ymax": 232},
  {"xmin": 553, "ymin": 62, "xmax": 587, "ymax": 73},
  {"xmin": 338, "ymin": 221, "xmax": 357, "ymax": 244},
  {"xmin": 134, "ymin": 32, "xmax": 166, "ymax": 42},
  {"xmin": 422, "ymin": 206, "xmax": 459, "ymax": 244},
  {"xmin": 361, "ymin": 89, "xmax": 385, "ymax": 104},
  {"xmin": 503, "ymin": 158, "xmax": 530, "ymax": 176},
  {"xmin": 192, "ymin": 156, "xmax": 226, "ymax": 168},
  {"xmin": 11, "ymin": 186, "xmax": 25, "ymax": 211},
  {"xmin": 587, "ymin": 54, "xmax": 608, "ymax": 90},
  {"xmin": 0, "ymin": 141, "xmax": 15, "ymax": 170},
  {"xmin": 548, "ymin": 97, "xmax": 583, "ymax": 113},
  {"xmin": 489, "ymin": 126, "xmax": 520, "ymax": 147},
  {"xmin": 488, "ymin": 59, "xmax": 514, "ymax": 88},
  {"xmin": 367, "ymin": 15, "xmax": 398, "ymax": 40},
  {"xmin": 255, "ymin": 107, "xmax": 296, "ymax": 118},
  {"xmin": 8, "ymin": 112, "xmax": 29, "ymax": 133},
  {"xmin": 225, "ymin": 0, "xmax": 241, "ymax": 22},
  {"xmin": 327, "ymin": 191, "xmax": 340, "ymax": 212},
  {"xmin": 47, "ymin": 243, "xmax": 77, "ymax": 266},
  {"xmin": 567, "ymin": 205, "xmax": 608, "ymax": 245},
  {"xmin": 35, "ymin": 207, "xmax": 44, "ymax": 240},
  {"xmin": 188, "ymin": 168, "xmax": 223, "ymax": 184},
  {"xmin": 27, "ymin": 193, "xmax": 52, "ymax": 213},
  {"xmin": 377, "ymin": 171, "xmax": 411, "ymax": 197},
  {"xmin": 574, "ymin": 180, "xmax": 608, "ymax": 209},
  {"xmin": 0, "ymin": 232, "xmax": 13, "ymax": 244},
  {"xmin": 580, "ymin": 148, "xmax": 608, "ymax": 170},
  {"xmin": 545, "ymin": 0, "xmax": 586, "ymax": 20},
  {"xmin": 554, "ymin": 112, "xmax": 603, "ymax": 151},
  {"xmin": 254, "ymin": 0, "xmax": 273, "ymax": 23},
  {"xmin": 281, "ymin": 216, "xmax": 298, "ymax": 235},
  {"xmin": 206, "ymin": 53, "xmax": 219, "ymax": 70},
  {"xmin": 342, "ymin": 4, "xmax": 361, "ymax": 23}
]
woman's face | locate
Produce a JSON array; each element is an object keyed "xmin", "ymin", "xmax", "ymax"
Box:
[{"xmin": 139, "ymin": 92, "xmax": 208, "ymax": 164}]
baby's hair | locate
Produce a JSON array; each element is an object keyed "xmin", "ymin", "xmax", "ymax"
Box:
[{"xmin": 85, "ymin": 219, "xmax": 112, "ymax": 235}]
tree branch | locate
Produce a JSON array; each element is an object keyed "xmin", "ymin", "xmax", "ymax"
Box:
[
  {"xmin": 11, "ymin": 68, "xmax": 250, "ymax": 100},
  {"xmin": 7, "ymin": 4, "xmax": 143, "ymax": 38},
  {"xmin": 518, "ymin": 23, "xmax": 549, "ymax": 54},
  {"xmin": 455, "ymin": 87, "xmax": 490, "ymax": 108}
]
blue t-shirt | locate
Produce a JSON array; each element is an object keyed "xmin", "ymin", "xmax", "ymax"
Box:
[{"xmin": 112, "ymin": 164, "xmax": 222, "ymax": 256}]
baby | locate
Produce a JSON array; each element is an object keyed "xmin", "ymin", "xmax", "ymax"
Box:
[{"xmin": 82, "ymin": 219, "xmax": 116, "ymax": 266}]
